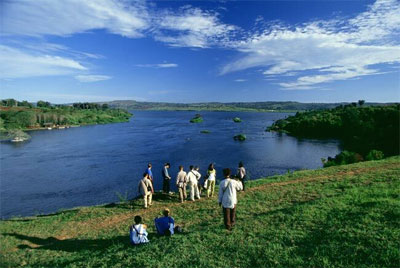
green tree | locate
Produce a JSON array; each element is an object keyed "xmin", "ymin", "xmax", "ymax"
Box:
[{"xmin": 37, "ymin": 100, "xmax": 51, "ymax": 108}]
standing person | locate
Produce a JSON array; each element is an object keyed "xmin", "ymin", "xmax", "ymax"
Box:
[
  {"xmin": 207, "ymin": 163, "xmax": 217, "ymax": 198},
  {"xmin": 194, "ymin": 166, "xmax": 202, "ymax": 196},
  {"xmin": 176, "ymin": 166, "xmax": 187, "ymax": 203},
  {"xmin": 145, "ymin": 163, "xmax": 154, "ymax": 193},
  {"xmin": 138, "ymin": 173, "xmax": 153, "ymax": 209},
  {"xmin": 162, "ymin": 163, "xmax": 171, "ymax": 194},
  {"xmin": 218, "ymin": 168, "xmax": 243, "ymax": 231},
  {"xmin": 187, "ymin": 166, "xmax": 200, "ymax": 201},
  {"xmin": 237, "ymin": 161, "xmax": 247, "ymax": 191},
  {"xmin": 129, "ymin": 215, "xmax": 149, "ymax": 245}
]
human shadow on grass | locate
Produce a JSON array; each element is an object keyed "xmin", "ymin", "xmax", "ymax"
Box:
[
  {"xmin": 4, "ymin": 232, "xmax": 161, "ymax": 253},
  {"xmin": 103, "ymin": 192, "xmax": 177, "ymax": 210},
  {"xmin": 3, "ymin": 209, "xmax": 81, "ymax": 222}
]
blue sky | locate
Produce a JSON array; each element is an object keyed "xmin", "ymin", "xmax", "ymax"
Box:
[{"xmin": 1, "ymin": 0, "xmax": 399, "ymax": 103}]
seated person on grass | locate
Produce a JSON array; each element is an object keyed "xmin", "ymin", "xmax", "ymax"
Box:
[
  {"xmin": 130, "ymin": 215, "xmax": 149, "ymax": 245},
  {"xmin": 154, "ymin": 208, "xmax": 182, "ymax": 236}
]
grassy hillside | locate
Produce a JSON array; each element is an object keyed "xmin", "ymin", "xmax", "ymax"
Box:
[{"xmin": 1, "ymin": 157, "xmax": 399, "ymax": 267}]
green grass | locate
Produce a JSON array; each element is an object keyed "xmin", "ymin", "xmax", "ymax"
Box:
[{"xmin": 1, "ymin": 157, "xmax": 399, "ymax": 267}]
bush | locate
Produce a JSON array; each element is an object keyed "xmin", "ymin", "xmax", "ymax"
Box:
[
  {"xmin": 190, "ymin": 114, "xmax": 203, "ymax": 123},
  {"xmin": 233, "ymin": 117, "xmax": 242, "ymax": 123},
  {"xmin": 323, "ymin": 151, "xmax": 363, "ymax": 167},
  {"xmin": 234, "ymin": 134, "xmax": 246, "ymax": 141},
  {"xmin": 365, "ymin": 150, "xmax": 384, "ymax": 161}
]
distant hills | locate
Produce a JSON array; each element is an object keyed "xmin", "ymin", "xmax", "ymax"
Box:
[{"xmin": 101, "ymin": 100, "xmax": 394, "ymax": 112}]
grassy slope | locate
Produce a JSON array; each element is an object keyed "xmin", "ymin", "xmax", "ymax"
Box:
[{"xmin": 1, "ymin": 157, "xmax": 399, "ymax": 267}]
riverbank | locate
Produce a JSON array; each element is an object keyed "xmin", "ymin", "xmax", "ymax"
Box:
[
  {"xmin": 1, "ymin": 156, "xmax": 399, "ymax": 267},
  {"xmin": 0, "ymin": 105, "xmax": 132, "ymax": 142}
]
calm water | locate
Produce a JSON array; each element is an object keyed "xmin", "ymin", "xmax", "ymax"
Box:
[{"xmin": 0, "ymin": 111, "xmax": 341, "ymax": 218}]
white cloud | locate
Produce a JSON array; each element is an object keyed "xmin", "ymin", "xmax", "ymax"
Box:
[
  {"xmin": 2, "ymin": 0, "xmax": 149, "ymax": 38},
  {"xmin": 0, "ymin": 45, "xmax": 87, "ymax": 79},
  {"xmin": 153, "ymin": 7, "xmax": 237, "ymax": 48},
  {"xmin": 75, "ymin": 75, "xmax": 112, "ymax": 82},
  {"xmin": 221, "ymin": 0, "xmax": 400, "ymax": 89},
  {"xmin": 135, "ymin": 63, "xmax": 178, "ymax": 68},
  {"xmin": 234, "ymin": 79, "xmax": 246, "ymax": 82}
]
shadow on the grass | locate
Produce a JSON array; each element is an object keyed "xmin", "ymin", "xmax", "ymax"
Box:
[{"xmin": 4, "ymin": 232, "xmax": 165, "ymax": 253}]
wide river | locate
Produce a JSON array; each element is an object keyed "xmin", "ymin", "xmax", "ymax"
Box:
[{"xmin": 0, "ymin": 111, "xmax": 341, "ymax": 219}]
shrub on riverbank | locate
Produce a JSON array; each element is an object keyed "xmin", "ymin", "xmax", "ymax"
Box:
[{"xmin": 1, "ymin": 157, "xmax": 399, "ymax": 267}]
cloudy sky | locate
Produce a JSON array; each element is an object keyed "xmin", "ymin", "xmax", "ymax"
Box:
[{"xmin": 1, "ymin": 0, "xmax": 399, "ymax": 103}]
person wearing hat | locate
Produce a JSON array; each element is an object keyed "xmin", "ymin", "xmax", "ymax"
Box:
[{"xmin": 129, "ymin": 215, "xmax": 149, "ymax": 245}]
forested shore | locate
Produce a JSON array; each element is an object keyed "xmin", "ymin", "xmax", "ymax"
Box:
[
  {"xmin": 0, "ymin": 99, "xmax": 132, "ymax": 141},
  {"xmin": 268, "ymin": 102, "xmax": 400, "ymax": 165}
]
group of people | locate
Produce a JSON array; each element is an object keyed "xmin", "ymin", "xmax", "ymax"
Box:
[
  {"xmin": 139, "ymin": 162, "xmax": 246, "ymax": 207},
  {"xmin": 131, "ymin": 162, "xmax": 247, "ymax": 245},
  {"xmin": 130, "ymin": 208, "xmax": 180, "ymax": 245}
]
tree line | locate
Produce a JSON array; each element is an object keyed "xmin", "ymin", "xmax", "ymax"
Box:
[
  {"xmin": 0, "ymin": 99, "xmax": 131, "ymax": 131},
  {"xmin": 1, "ymin": 99, "xmax": 109, "ymax": 110},
  {"xmin": 268, "ymin": 102, "xmax": 400, "ymax": 164}
]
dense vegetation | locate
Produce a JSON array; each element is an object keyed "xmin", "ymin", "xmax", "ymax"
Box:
[
  {"xmin": 233, "ymin": 134, "xmax": 246, "ymax": 141},
  {"xmin": 1, "ymin": 157, "xmax": 399, "ymax": 267},
  {"xmin": 0, "ymin": 99, "xmax": 132, "ymax": 132},
  {"xmin": 189, "ymin": 114, "xmax": 203, "ymax": 123},
  {"xmin": 104, "ymin": 100, "xmax": 394, "ymax": 112},
  {"xmin": 268, "ymin": 103, "xmax": 400, "ymax": 157},
  {"xmin": 233, "ymin": 117, "xmax": 242, "ymax": 123}
]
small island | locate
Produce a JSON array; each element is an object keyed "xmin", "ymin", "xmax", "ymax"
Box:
[
  {"xmin": 0, "ymin": 99, "xmax": 133, "ymax": 142},
  {"xmin": 233, "ymin": 134, "xmax": 246, "ymax": 141},
  {"xmin": 190, "ymin": 114, "xmax": 203, "ymax": 123},
  {"xmin": 233, "ymin": 117, "xmax": 242, "ymax": 123},
  {"xmin": 200, "ymin": 130, "xmax": 210, "ymax": 134}
]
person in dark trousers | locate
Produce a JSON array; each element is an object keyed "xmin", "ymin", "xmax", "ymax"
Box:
[
  {"xmin": 162, "ymin": 163, "xmax": 171, "ymax": 194},
  {"xmin": 237, "ymin": 161, "xmax": 246, "ymax": 191},
  {"xmin": 145, "ymin": 163, "xmax": 154, "ymax": 193},
  {"xmin": 218, "ymin": 168, "xmax": 243, "ymax": 231}
]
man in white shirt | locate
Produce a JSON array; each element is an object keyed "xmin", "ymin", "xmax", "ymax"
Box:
[
  {"xmin": 218, "ymin": 168, "xmax": 243, "ymax": 231},
  {"xmin": 187, "ymin": 165, "xmax": 200, "ymax": 201}
]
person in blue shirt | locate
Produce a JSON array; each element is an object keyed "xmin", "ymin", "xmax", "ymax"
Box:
[
  {"xmin": 154, "ymin": 208, "xmax": 175, "ymax": 236},
  {"xmin": 145, "ymin": 163, "xmax": 154, "ymax": 193}
]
